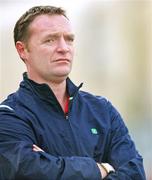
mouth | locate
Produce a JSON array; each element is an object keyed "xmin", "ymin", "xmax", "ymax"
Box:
[{"xmin": 54, "ymin": 59, "xmax": 70, "ymax": 63}]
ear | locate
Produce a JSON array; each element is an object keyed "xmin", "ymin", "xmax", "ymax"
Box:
[{"xmin": 15, "ymin": 41, "xmax": 28, "ymax": 61}]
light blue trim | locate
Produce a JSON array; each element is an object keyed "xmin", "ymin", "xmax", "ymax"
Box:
[{"xmin": 0, "ymin": 105, "xmax": 14, "ymax": 111}]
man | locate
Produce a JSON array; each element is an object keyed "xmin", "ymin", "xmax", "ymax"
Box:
[{"xmin": 0, "ymin": 5, "xmax": 146, "ymax": 179}]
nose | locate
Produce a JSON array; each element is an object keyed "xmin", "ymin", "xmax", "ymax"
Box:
[{"xmin": 56, "ymin": 37, "xmax": 69, "ymax": 53}]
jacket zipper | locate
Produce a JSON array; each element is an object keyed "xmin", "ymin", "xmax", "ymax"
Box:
[
  {"xmin": 64, "ymin": 83, "xmax": 83, "ymax": 120},
  {"xmin": 64, "ymin": 96, "xmax": 73, "ymax": 120}
]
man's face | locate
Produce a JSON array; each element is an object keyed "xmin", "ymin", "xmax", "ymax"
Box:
[{"xmin": 22, "ymin": 14, "xmax": 74, "ymax": 83}]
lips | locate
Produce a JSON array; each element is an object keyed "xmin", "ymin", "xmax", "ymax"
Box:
[{"xmin": 54, "ymin": 58, "xmax": 70, "ymax": 63}]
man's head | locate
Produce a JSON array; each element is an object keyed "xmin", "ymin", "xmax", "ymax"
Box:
[{"xmin": 14, "ymin": 6, "xmax": 75, "ymax": 84}]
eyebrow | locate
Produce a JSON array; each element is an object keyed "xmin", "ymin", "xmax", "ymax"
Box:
[{"xmin": 44, "ymin": 32, "xmax": 75, "ymax": 39}]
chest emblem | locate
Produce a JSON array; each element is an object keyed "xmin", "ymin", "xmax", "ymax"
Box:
[{"xmin": 91, "ymin": 128, "xmax": 98, "ymax": 135}]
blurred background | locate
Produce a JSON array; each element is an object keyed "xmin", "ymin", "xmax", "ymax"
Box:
[{"xmin": 0, "ymin": 0, "xmax": 152, "ymax": 179}]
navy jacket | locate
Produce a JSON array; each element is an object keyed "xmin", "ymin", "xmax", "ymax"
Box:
[{"xmin": 0, "ymin": 73, "xmax": 146, "ymax": 180}]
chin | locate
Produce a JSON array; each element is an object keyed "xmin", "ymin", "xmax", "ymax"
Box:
[
  {"xmin": 55, "ymin": 66, "xmax": 71, "ymax": 77},
  {"xmin": 57, "ymin": 71, "xmax": 70, "ymax": 78}
]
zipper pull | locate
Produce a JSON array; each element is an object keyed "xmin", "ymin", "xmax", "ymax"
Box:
[
  {"xmin": 69, "ymin": 96, "xmax": 73, "ymax": 101},
  {"xmin": 65, "ymin": 114, "xmax": 68, "ymax": 120}
]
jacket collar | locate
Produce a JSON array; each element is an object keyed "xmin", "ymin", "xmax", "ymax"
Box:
[{"xmin": 20, "ymin": 72, "xmax": 83, "ymax": 104}]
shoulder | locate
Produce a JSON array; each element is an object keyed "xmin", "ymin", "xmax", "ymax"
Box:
[
  {"xmin": 79, "ymin": 90, "xmax": 109, "ymax": 107},
  {"xmin": 0, "ymin": 88, "xmax": 31, "ymax": 118},
  {"xmin": 0, "ymin": 93, "xmax": 17, "ymax": 112},
  {"xmin": 78, "ymin": 90, "xmax": 121, "ymax": 119},
  {"xmin": 79, "ymin": 90, "xmax": 107, "ymax": 102}
]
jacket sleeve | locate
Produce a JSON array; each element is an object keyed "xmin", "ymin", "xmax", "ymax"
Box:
[
  {"xmin": 0, "ymin": 108, "xmax": 101, "ymax": 180},
  {"xmin": 104, "ymin": 101, "xmax": 146, "ymax": 180}
]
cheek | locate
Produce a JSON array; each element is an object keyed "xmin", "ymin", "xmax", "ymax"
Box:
[
  {"xmin": 34, "ymin": 49, "xmax": 54, "ymax": 62},
  {"xmin": 70, "ymin": 47, "xmax": 74, "ymax": 56}
]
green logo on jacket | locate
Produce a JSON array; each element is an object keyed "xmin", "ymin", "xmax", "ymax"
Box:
[{"xmin": 91, "ymin": 128, "xmax": 98, "ymax": 134}]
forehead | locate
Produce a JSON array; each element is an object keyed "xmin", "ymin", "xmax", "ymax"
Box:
[{"xmin": 29, "ymin": 14, "xmax": 73, "ymax": 34}]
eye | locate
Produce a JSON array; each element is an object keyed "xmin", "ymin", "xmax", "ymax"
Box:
[
  {"xmin": 66, "ymin": 36, "xmax": 75, "ymax": 44},
  {"xmin": 45, "ymin": 38, "xmax": 55, "ymax": 43},
  {"xmin": 68, "ymin": 37, "xmax": 74, "ymax": 41}
]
